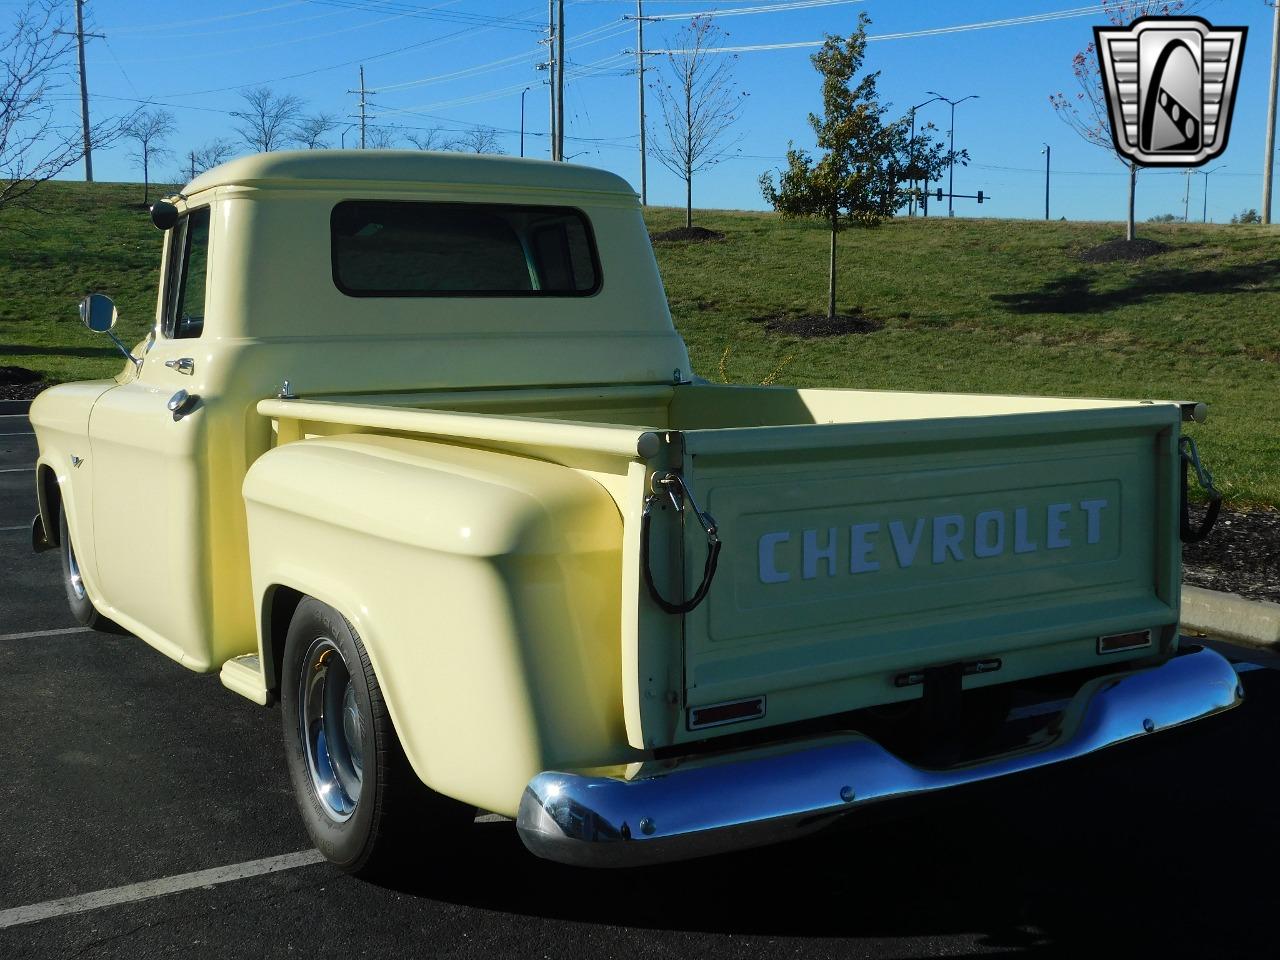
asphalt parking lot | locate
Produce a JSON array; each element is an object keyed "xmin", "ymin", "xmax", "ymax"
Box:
[{"xmin": 1, "ymin": 407, "xmax": 1278, "ymax": 959}]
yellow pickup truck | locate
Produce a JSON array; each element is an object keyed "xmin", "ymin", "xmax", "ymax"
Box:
[{"xmin": 29, "ymin": 151, "xmax": 1239, "ymax": 875}]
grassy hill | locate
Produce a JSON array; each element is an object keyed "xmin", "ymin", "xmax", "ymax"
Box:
[{"xmin": 2, "ymin": 181, "xmax": 1277, "ymax": 507}]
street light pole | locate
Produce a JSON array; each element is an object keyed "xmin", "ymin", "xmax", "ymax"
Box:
[
  {"xmin": 927, "ymin": 91, "xmax": 979, "ymax": 217},
  {"xmin": 1042, "ymin": 143, "xmax": 1051, "ymax": 220},
  {"xmin": 908, "ymin": 96, "xmax": 942, "ymax": 217},
  {"xmin": 520, "ymin": 87, "xmax": 530, "ymax": 157},
  {"xmin": 1201, "ymin": 164, "xmax": 1225, "ymax": 223}
]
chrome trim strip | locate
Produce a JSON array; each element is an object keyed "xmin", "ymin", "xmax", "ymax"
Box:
[{"xmin": 516, "ymin": 648, "xmax": 1242, "ymax": 868}]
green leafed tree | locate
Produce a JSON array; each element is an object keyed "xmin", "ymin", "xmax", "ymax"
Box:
[{"xmin": 760, "ymin": 14, "xmax": 954, "ymax": 322}]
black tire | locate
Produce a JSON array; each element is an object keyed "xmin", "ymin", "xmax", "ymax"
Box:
[
  {"xmin": 280, "ymin": 597, "xmax": 474, "ymax": 877},
  {"xmin": 58, "ymin": 504, "xmax": 112, "ymax": 630}
]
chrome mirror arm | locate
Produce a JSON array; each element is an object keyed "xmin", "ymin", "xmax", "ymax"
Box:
[{"xmin": 105, "ymin": 328, "xmax": 143, "ymax": 371}]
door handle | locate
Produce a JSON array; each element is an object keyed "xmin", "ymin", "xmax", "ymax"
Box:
[{"xmin": 165, "ymin": 357, "xmax": 194, "ymax": 375}]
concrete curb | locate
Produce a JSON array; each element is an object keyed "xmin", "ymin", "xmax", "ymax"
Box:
[
  {"xmin": 1181, "ymin": 584, "xmax": 1280, "ymax": 652},
  {"xmin": 0, "ymin": 400, "xmax": 32, "ymax": 416}
]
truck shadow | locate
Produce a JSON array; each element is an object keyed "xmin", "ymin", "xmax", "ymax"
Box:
[
  {"xmin": 991, "ymin": 259, "xmax": 1280, "ymax": 315},
  {"xmin": 387, "ymin": 671, "xmax": 1278, "ymax": 957}
]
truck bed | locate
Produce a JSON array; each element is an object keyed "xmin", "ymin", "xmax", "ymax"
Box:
[{"xmin": 258, "ymin": 383, "xmax": 1187, "ymax": 750}]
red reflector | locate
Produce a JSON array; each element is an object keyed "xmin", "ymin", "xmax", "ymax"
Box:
[
  {"xmin": 688, "ymin": 696, "xmax": 766, "ymax": 730},
  {"xmin": 1098, "ymin": 629, "xmax": 1152, "ymax": 654}
]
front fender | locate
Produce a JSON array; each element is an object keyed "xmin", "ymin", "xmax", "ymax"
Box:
[{"xmin": 243, "ymin": 433, "xmax": 628, "ymax": 816}]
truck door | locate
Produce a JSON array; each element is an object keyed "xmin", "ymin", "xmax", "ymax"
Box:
[{"xmin": 87, "ymin": 206, "xmax": 218, "ymax": 668}]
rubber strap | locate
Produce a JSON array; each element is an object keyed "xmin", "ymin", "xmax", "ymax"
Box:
[
  {"xmin": 1180, "ymin": 453, "xmax": 1222, "ymax": 544},
  {"xmin": 640, "ymin": 493, "xmax": 721, "ymax": 615}
]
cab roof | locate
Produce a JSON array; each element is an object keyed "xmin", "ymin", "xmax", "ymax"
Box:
[{"xmin": 184, "ymin": 150, "xmax": 637, "ymax": 198}]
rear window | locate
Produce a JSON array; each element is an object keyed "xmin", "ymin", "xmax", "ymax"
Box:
[{"xmin": 331, "ymin": 200, "xmax": 600, "ymax": 297}]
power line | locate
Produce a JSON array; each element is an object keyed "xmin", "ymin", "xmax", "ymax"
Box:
[
  {"xmin": 646, "ymin": 5, "xmax": 1109, "ymax": 54},
  {"xmin": 644, "ymin": 0, "xmax": 863, "ymax": 21}
]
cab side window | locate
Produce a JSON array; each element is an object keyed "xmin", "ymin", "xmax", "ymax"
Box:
[{"xmin": 163, "ymin": 207, "xmax": 211, "ymax": 339}]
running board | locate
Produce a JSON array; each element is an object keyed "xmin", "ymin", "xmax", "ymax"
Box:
[{"xmin": 220, "ymin": 654, "xmax": 271, "ymax": 706}]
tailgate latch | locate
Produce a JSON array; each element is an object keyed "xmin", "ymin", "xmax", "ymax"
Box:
[{"xmin": 641, "ymin": 472, "xmax": 722, "ymax": 615}]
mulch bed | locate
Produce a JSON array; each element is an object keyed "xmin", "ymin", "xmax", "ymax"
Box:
[
  {"xmin": 650, "ymin": 226, "xmax": 726, "ymax": 244},
  {"xmin": 1078, "ymin": 238, "xmax": 1169, "ymax": 263},
  {"xmin": 0, "ymin": 367, "xmax": 45, "ymax": 401},
  {"xmin": 1183, "ymin": 506, "xmax": 1280, "ymax": 604},
  {"xmin": 759, "ymin": 310, "xmax": 885, "ymax": 338}
]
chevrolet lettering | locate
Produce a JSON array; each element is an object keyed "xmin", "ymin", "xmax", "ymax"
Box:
[
  {"xmin": 28, "ymin": 152, "xmax": 1238, "ymax": 877},
  {"xmin": 758, "ymin": 499, "xmax": 1112, "ymax": 583}
]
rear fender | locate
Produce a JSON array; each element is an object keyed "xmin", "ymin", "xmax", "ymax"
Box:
[{"xmin": 244, "ymin": 433, "xmax": 627, "ymax": 816}]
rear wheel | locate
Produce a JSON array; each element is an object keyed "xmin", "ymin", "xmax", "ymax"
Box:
[
  {"xmin": 280, "ymin": 597, "xmax": 473, "ymax": 876},
  {"xmin": 58, "ymin": 504, "xmax": 112, "ymax": 630}
]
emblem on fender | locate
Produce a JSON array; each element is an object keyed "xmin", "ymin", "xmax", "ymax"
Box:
[{"xmin": 1095, "ymin": 16, "xmax": 1246, "ymax": 167}]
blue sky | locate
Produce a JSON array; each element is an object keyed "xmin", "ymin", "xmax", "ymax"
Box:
[{"xmin": 34, "ymin": 0, "xmax": 1279, "ymax": 221}]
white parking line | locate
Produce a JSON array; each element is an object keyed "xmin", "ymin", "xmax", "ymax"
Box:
[
  {"xmin": 1233, "ymin": 662, "xmax": 1265, "ymax": 675},
  {"xmin": 0, "ymin": 524, "xmax": 28, "ymax": 532},
  {"xmin": 0, "ymin": 627, "xmax": 91, "ymax": 642},
  {"xmin": 0, "ymin": 432, "xmax": 33, "ymax": 437},
  {"xmin": 0, "ymin": 467, "xmax": 33, "ymax": 474},
  {"xmin": 0, "ymin": 849, "xmax": 325, "ymax": 929}
]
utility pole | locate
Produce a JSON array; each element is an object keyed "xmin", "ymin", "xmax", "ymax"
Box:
[
  {"xmin": 1182, "ymin": 167, "xmax": 1192, "ymax": 222},
  {"xmin": 625, "ymin": 3, "xmax": 657, "ymax": 203},
  {"xmin": 348, "ymin": 66, "xmax": 374, "ymax": 149},
  {"xmin": 545, "ymin": 0, "xmax": 557, "ymax": 160},
  {"xmin": 189, "ymin": 151, "xmax": 196, "ymax": 182},
  {"xmin": 1042, "ymin": 143, "xmax": 1051, "ymax": 220},
  {"xmin": 55, "ymin": 0, "xmax": 104, "ymax": 181},
  {"xmin": 1263, "ymin": 1, "xmax": 1280, "ymax": 223},
  {"xmin": 556, "ymin": 0, "xmax": 565, "ymax": 161}
]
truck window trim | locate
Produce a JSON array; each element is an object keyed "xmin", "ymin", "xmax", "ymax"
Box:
[
  {"xmin": 329, "ymin": 200, "xmax": 603, "ymax": 299},
  {"xmin": 162, "ymin": 206, "xmax": 211, "ymax": 340}
]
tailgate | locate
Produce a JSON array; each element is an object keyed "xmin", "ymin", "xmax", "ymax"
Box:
[{"xmin": 676, "ymin": 405, "xmax": 1182, "ymax": 740}]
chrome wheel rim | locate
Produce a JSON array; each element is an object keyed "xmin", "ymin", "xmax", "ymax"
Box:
[
  {"xmin": 298, "ymin": 637, "xmax": 364, "ymax": 822},
  {"xmin": 65, "ymin": 534, "xmax": 86, "ymax": 601}
]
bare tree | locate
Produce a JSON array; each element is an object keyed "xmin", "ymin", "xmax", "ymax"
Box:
[
  {"xmin": 175, "ymin": 138, "xmax": 238, "ymax": 183},
  {"xmin": 294, "ymin": 112, "xmax": 338, "ymax": 150},
  {"xmin": 1050, "ymin": 0, "xmax": 1191, "ymax": 241},
  {"xmin": 232, "ymin": 87, "xmax": 304, "ymax": 153},
  {"xmin": 453, "ymin": 127, "xmax": 505, "ymax": 154},
  {"xmin": 123, "ymin": 109, "xmax": 176, "ymax": 203},
  {"xmin": 364, "ymin": 125, "xmax": 400, "ymax": 149},
  {"xmin": 650, "ymin": 16, "xmax": 745, "ymax": 228},
  {"xmin": 406, "ymin": 127, "xmax": 453, "ymax": 151},
  {"xmin": 1, "ymin": 1, "xmax": 129, "ymax": 214}
]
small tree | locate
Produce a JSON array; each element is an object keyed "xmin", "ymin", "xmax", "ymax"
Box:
[
  {"xmin": 294, "ymin": 112, "xmax": 338, "ymax": 150},
  {"xmin": 232, "ymin": 87, "xmax": 304, "ymax": 153},
  {"xmin": 175, "ymin": 139, "xmax": 237, "ymax": 183},
  {"xmin": 364, "ymin": 125, "xmax": 401, "ymax": 149},
  {"xmin": 406, "ymin": 127, "xmax": 453, "ymax": 151},
  {"xmin": 1050, "ymin": 0, "xmax": 1191, "ymax": 242},
  {"xmin": 651, "ymin": 16, "xmax": 745, "ymax": 229},
  {"xmin": 760, "ymin": 15, "xmax": 927, "ymax": 322},
  {"xmin": 1, "ymin": 1, "xmax": 130, "ymax": 214},
  {"xmin": 1231, "ymin": 208, "xmax": 1262, "ymax": 224},
  {"xmin": 123, "ymin": 109, "xmax": 176, "ymax": 203},
  {"xmin": 454, "ymin": 127, "xmax": 504, "ymax": 154}
]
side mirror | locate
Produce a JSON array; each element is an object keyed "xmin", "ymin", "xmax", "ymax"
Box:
[
  {"xmin": 150, "ymin": 200, "xmax": 179, "ymax": 231},
  {"xmin": 79, "ymin": 293, "xmax": 141, "ymax": 371},
  {"xmin": 80, "ymin": 293, "xmax": 117, "ymax": 333}
]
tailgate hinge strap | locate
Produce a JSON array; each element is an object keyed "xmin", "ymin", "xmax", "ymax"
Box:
[{"xmin": 640, "ymin": 472, "xmax": 722, "ymax": 616}]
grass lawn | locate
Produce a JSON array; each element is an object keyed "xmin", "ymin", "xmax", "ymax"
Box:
[{"xmin": 2, "ymin": 182, "xmax": 1277, "ymax": 507}]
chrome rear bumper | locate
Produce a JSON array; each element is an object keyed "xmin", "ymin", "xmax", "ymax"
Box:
[{"xmin": 516, "ymin": 647, "xmax": 1242, "ymax": 868}]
